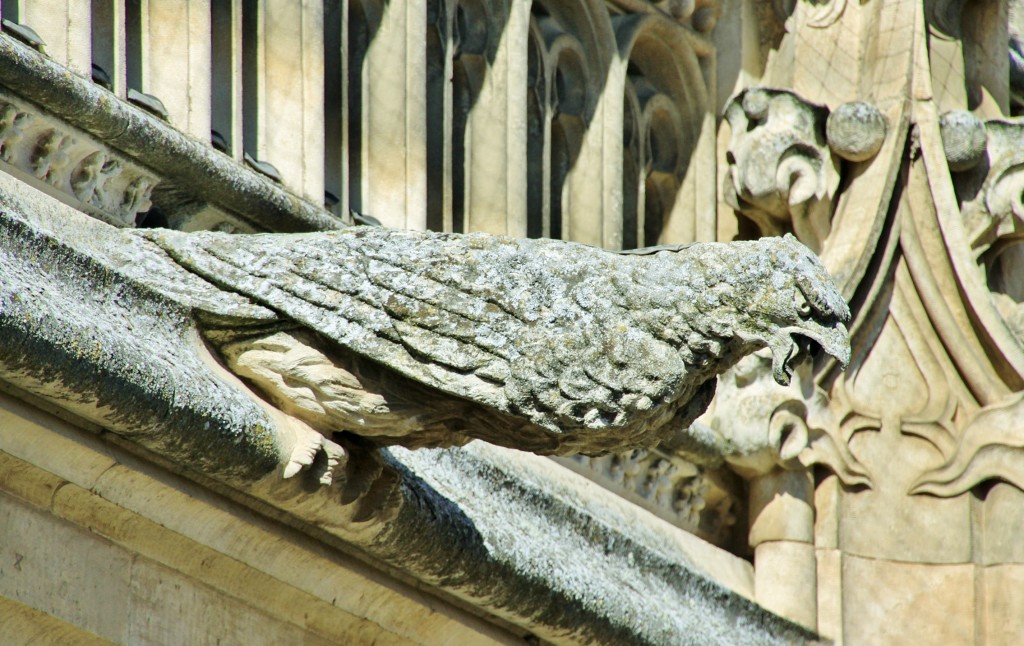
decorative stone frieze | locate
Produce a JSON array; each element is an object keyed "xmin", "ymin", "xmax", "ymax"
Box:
[
  {"xmin": 0, "ymin": 94, "xmax": 158, "ymax": 227},
  {"xmin": 559, "ymin": 448, "xmax": 741, "ymax": 544}
]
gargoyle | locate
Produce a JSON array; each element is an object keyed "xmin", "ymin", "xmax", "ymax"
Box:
[{"xmin": 123, "ymin": 226, "xmax": 850, "ymax": 482}]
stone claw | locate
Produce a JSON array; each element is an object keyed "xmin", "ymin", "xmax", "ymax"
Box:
[
  {"xmin": 282, "ymin": 420, "xmax": 348, "ymax": 486},
  {"xmin": 284, "ymin": 428, "xmax": 322, "ymax": 479},
  {"xmin": 318, "ymin": 439, "xmax": 348, "ymax": 486}
]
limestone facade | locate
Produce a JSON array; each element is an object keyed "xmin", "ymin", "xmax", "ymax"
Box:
[{"xmin": 0, "ymin": 1, "xmax": 1022, "ymax": 644}]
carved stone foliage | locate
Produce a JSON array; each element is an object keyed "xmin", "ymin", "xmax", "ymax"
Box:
[
  {"xmin": 723, "ymin": 88, "xmax": 839, "ymax": 253},
  {"xmin": 723, "ymin": 88, "xmax": 889, "ymax": 254},
  {"xmin": 957, "ymin": 118, "xmax": 1024, "ymax": 337},
  {"xmin": 912, "ymin": 393, "xmax": 1024, "ymax": 496},
  {"xmin": 697, "ymin": 350, "xmax": 869, "ymax": 486},
  {"xmin": 904, "ymin": 116, "xmax": 1024, "ymax": 498},
  {"xmin": 0, "ymin": 94, "xmax": 158, "ymax": 227},
  {"xmin": 559, "ymin": 449, "xmax": 740, "ymax": 545}
]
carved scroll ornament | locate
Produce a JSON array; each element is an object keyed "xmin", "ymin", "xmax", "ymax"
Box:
[
  {"xmin": 691, "ymin": 349, "xmax": 869, "ymax": 487},
  {"xmin": 723, "ymin": 88, "xmax": 888, "ymax": 254},
  {"xmin": 723, "ymin": 88, "xmax": 839, "ymax": 253}
]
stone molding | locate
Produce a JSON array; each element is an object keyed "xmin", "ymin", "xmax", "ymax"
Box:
[
  {"xmin": 0, "ymin": 33, "xmax": 346, "ymax": 234},
  {"xmin": 557, "ymin": 449, "xmax": 741, "ymax": 545},
  {"xmin": 0, "ymin": 93, "xmax": 157, "ymax": 227}
]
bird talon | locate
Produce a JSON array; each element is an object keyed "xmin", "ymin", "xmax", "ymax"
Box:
[
  {"xmin": 318, "ymin": 439, "xmax": 348, "ymax": 486},
  {"xmin": 283, "ymin": 428, "xmax": 323, "ymax": 479}
]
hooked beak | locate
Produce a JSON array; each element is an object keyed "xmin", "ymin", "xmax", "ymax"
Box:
[{"xmin": 767, "ymin": 321, "xmax": 851, "ymax": 385}]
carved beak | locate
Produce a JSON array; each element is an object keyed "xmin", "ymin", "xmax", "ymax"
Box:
[{"xmin": 769, "ymin": 321, "xmax": 851, "ymax": 385}]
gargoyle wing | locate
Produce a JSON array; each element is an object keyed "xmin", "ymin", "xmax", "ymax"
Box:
[{"xmin": 129, "ymin": 227, "xmax": 848, "ymax": 455}]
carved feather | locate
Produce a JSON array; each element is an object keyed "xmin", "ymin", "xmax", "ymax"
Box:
[{"xmin": 134, "ymin": 227, "xmax": 850, "ymax": 455}]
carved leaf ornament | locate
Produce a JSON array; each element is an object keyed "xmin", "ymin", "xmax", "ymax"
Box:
[
  {"xmin": 906, "ymin": 115, "xmax": 1024, "ymax": 497},
  {"xmin": 807, "ymin": 103, "xmax": 1024, "ymax": 497}
]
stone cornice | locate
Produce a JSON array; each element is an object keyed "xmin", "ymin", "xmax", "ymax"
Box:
[{"xmin": 0, "ymin": 33, "xmax": 346, "ymax": 234}]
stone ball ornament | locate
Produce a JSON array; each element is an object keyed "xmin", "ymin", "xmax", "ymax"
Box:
[
  {"xmin": 826, "ymin": 101, "xmax": 888, "ymax": 162},
  {"xmin": 741, "ymin": 87, "xmax": 772, "ymax": 122},
  {"xmin": 939, "ymin": 110, "xmax": 988, "ymax": 172}
]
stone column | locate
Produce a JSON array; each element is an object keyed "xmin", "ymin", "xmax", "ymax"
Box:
[
  {"xmin": 749, "ymin": 468, "xmax": 817, "ymax": 632},
  {"xmin": 139, "ymin": 0, "xmax": 212, "ymax": 142},
  {"xmin": 461, "ymin": 1, "xmax": 529, "ymax": 238},
  {"xmin": 18, "ymin": 0, "xmax": 92, "ymax": 77},
  {"xmin": 90, "ymin": 0, "xmax": 128, "ymax": 99},
  {"xmin": 351, "ymin": 0, "xmax": 427, "ymax": 230},
  {"xmin": 243, "ymin": 0, "xmax": 325, "ymax": 203},
  {"xmin": 211, "ymin": 0, "xmax": 243, "ymax": 160}
]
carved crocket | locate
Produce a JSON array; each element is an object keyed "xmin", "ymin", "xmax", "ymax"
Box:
[{"xmin": 123, "ymin": 226, "xmax": 850, "ymax": 481}]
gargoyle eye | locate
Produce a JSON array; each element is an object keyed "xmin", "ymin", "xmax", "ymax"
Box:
[{"xmin": 794, "ymin": 291, "xmax": 812, "ymax": 317}]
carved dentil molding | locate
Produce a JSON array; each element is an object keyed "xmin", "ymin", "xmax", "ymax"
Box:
[{"xmin": 0, "ymin": 93, "xmax": 158, "ymax": 227}]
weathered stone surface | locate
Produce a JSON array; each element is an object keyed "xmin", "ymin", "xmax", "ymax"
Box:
[
  {"xmin": 0, "ymin": 178, "xmax": 282, "ymax": 479},
  {"xmin": 0, "ymin": 396, "xmax": 514, "ymax": 646},
  {"xmin": 0, "ymin": 161, "xmax": 833, "ymax": 645},
  {"xmin": 139, "ymin": 224, "xmax": 850, "ymax": 457},
  {"xmin": 841, "ymin": 556, "xmax": 975, "ymax": 646},
  {"xmin": 723, "ymin": 87, "xmax": 839, "ymax": 253},
  {"xmin": 555, "ymin": 446, "xmax": 743, "ymax": 546},
  {"xmin": 0, "ymin": 92, "xmax": 159, "ymax": 227},
  {"xmin": 0, "ymin": 596, "xmax": 115, "ymax": 646},
  {"xmin": 983, "ymin": 564, "xmax": 1024, "ymax": 646},
  {"xmin": 0, "ymin": 338, "xmax": 816, "ymax": 646},
  {"xmin": 939, "ymin": 110, "xmax": 987, "ymax": 172},
  {"xmin": 390, "ymin": 441, "xmax": 817, "ymax": 645},
  {"xmin": 826, "ymin": 101, "xmax": 887, "ymax": 162}
]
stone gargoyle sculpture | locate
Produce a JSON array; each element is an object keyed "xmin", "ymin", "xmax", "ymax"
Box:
[{"xmin": 117, "ymin": 226, "xmax": 851, "ymax": 483}]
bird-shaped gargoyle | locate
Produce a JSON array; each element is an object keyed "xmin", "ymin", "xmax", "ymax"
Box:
[{"xmin": 123, "ymin": 226, "xmax": 850, "ymax": 484}]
